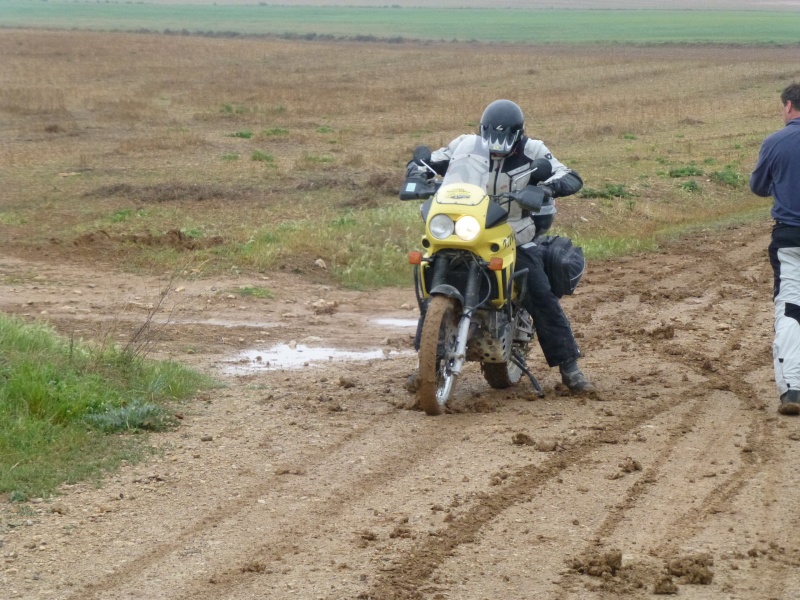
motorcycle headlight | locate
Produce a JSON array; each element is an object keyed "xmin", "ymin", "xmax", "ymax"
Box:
[
  {"xmin": 455, "ymin": 215, "xmax": 481, "ymax": 241},
  {"xmin": 429, "ymin": 214, "xmax": 455, "ymax": 240}
]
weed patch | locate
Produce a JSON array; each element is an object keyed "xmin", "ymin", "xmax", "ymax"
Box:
[
  {"xmin": 221, "ymin": 103, "xmax": 246, "ymax": 115},
  {"xmin": 0, "ymin": 212, "xmax": 27, "ymax": 225},
  {"xmin": 262, "ymin": 127, "xmax": 289, "ymax": 136},
  {"xmin": 580, "ymin": 184, "xmax": 633, "ymax": 200},
  {"xmin": 668, "ymin": 165, "xmax": 704, "ymax": 178},
  {"xmin": 179, "ymin": 226, "xmax": 204, "ymax": 238},
  {"xmin": 679, "ymin": 180, "xmax": 702, "ymax": 193},
  {"xmin": 0, "ymin": 314, "xmax": 212, "ymax": 498},
  {"xmin": 232, "ymin": 285, "xmax": 274, "ymax": 299},
  {"xmin": 84, "ymin": 400, "xmax": 176, "ymax": 433},
  {"xmin": 239, "ymin": 203, "xmax": 420, "ymax": 288},
  {"xmin": 109, "ymin": 208, "xmax": 149, "ymax": 222},
  {"xmin": 251, "ymin": 150, "xmax": 274, "ymax": 162},
  {"xmin": 710, "ymin": 166, "xmax": 745, "ymax": 188}
]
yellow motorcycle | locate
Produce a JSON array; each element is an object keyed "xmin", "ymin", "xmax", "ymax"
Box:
[{"xmin": 401, "ymin": 135, "xmax": 553, "ymax": 415}]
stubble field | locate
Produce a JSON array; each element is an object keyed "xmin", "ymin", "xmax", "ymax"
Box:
[{"xmin": 2, "ymin": 29, "xmax": 800, "ymax": 599}]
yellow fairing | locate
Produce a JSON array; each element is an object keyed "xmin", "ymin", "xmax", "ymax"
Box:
[{"xmin": 421, "ymin": 183, "xmax": 516, "ymax": 308}]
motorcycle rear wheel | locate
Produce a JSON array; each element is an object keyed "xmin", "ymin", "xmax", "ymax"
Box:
[
  {"xmin": 481, "ymin": 360, "xmax": 523, "ymax": 389},
  {"xmin": 417, "ymin": 295, "xmax": 459, "ymax": 416}
]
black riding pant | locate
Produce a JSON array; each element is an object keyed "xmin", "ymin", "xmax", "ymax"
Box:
[{"xmin": 515, "ymin": 242, "xmax": 580, "ymax": 368}]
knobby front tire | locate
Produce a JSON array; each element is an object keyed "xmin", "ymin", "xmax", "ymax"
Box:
[{"xmin": 417, "ymin": 295, "xmax": 459, "ymax": 416}]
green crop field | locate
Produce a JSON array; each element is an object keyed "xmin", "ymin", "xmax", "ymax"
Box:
[{"xmin": 2, "ymin": 1, "xmax": 800, "ymax": 44}]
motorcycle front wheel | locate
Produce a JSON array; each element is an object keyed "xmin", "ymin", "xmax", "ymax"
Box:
[{"xmin": 417, "ymin": 295, "xmax": 459, "ymax": 416}]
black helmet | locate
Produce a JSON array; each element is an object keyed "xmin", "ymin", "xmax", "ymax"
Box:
[{"xmin": 479, "ymin": 100, "xmax": 525, "ymax": 157}]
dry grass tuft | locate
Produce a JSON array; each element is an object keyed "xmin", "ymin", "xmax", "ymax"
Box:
[
  {"xmin": 117, "ymin": 131, "xmax": 209, "ymax": 154},
  {"xmin": 85, "ymin": 182, "xmax": 257, "ymax": 204},
  {"xmin": 0, "ymin": 87, "xmax": 68, "ymax": 116}
]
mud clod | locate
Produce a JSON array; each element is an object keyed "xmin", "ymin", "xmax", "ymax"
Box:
[
  {"xmin": 512, "ymin": 432, "xmax": 536, "ymax": 446},
  {"xmin": 667, "ymin": 554, "xmax": 714, "ymax": 584},
  {"xmin": 653, "ymin": 575, "xmax": 678, "ymax": 594},
  {"xmin": 571, "ymin": 549, "xmax": 623, "ymax": 577}
]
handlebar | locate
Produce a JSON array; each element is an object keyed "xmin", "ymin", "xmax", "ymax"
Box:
[
  {"xmin": 399, "ymin": 177, "xmax": 440, "ymax": 201},
  {"xmin": 489, "ymin": 187, "xmax": 550, "ymax": 213},
  {"xmin": 400, "ymin": 181, "xmax": 549, "ymax": 213}
]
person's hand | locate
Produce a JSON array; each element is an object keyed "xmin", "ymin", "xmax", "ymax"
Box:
[{"xmin": 537, "ymin": 184, "xmax": 555, "ymax": 199}]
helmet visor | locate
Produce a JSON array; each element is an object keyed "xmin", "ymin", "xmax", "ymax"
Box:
[{"xmin": 480, "ymin": 125, "xmax": 519, "ymax": 156}]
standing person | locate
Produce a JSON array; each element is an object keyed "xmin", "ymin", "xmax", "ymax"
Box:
[
  {"xmin": 750, "ymin": 82, "xmax": 800, "ymax": 415},
  {"xmin": 407, "ymin": 99, "xmax": 594, "ymax": 393}
]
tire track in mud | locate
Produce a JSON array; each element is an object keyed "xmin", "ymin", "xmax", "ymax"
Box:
[
  {"xmin": 650, "ymin": 321, "xmax": 774, "ymax": 555},
  {"xmin": 365, "ymin": 394, "xmax": 691, "ymax": 600},
  {"xmin": 650, "ymin": 297, "xmax": 768, "ymax": 521},
  {"xmin": 169, "ymin": 417, "xmax": 470, "ymax": 600},
  {"xmin": 366, "ymin": 226, "xmax": 778, "ymax": 599},
  {"xmin": 70, "ymin": 409, "xmax": 453, "ymax": 600},
  {"xmin": 552, "ymin": 234, "xmax": 787, "ymax": 596},
  {"xmin": 640, "ymin": 304, "xmax": 793, "ymax": 598},
  {"xmin": 643, "ymin": 241, "xmax": 779, "ymax": 552}
]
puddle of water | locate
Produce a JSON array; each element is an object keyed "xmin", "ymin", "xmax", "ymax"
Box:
[
  {"xmin": 372, "ymin": 318, "xmax": 419, "ymax": 328},
  {"xmin": 223, "ymin": 343, "xmax": 411, "ymax": 374}
]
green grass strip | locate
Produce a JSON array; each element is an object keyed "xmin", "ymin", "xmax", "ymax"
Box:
[
  {"xmin": 2, "ymin": 4, "xmax": 800, "ymax": 45},
  {"xmin": 0, "ymin": 313, "xmax": 213, "ymax": 500}
]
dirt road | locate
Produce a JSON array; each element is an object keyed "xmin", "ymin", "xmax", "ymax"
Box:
[{"xmin": 2, "ymin": 219, "xmax": 800, "ymax": 599}]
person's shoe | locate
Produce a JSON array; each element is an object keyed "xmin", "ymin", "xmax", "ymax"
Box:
[
  {"xmin": 560, "ymin": 360, "xmax": 596, "ymax": 394},
  {"xmin": 778, "ymin": 389, "xmax": 800, "ymax": 415}
]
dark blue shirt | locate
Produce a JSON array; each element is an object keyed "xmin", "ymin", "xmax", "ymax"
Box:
[{"xmin": 750, "ymin": 118, "xmax": 800, "ymax": 227}]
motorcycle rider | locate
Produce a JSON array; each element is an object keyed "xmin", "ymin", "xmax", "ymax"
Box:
[{"xmin": 406, "ymin": 99, "xmax": 595, "ymax": 393}]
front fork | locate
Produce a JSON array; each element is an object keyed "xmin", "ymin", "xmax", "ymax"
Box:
[
  {"xmin": 414, "ymin": 254, "xmax": 544, "ymax": 395},
  {"xmin": 450, "ymin": 260, "xmax": 482, "ymax": 376},
  {"xmin": 414, "ymin": 256, "xmax": 482, "ymax": 377}
]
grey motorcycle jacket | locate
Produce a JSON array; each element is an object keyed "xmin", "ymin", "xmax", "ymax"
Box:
[{"xmin": 428, "ymin": 134, "xmax": 583, "ymax": 245}]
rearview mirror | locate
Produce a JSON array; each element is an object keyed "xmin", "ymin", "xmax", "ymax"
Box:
[
  {"xmin": 510, "ymin": 157, "xmax": 553, "ymax": 191},
  {"xmin": 527, "ymin": 158, "xmax": 553, "ymax": 183}
]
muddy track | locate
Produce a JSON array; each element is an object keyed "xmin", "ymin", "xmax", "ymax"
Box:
[
  {"xmin": 3, "ymin": 220, "xmax": 800, "ymax": 600},
  {"xmin": 368, "ymin": 224, "xmax": 786, "ymax": 599},
  {"xmin": 367, "ymin": 395, "xmax": 687, "ymax": 600}
]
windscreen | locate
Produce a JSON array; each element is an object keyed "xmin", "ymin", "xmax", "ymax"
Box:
[{"xmin": 440, "ymin": 135, "xmax": 490, "ymax": 190}]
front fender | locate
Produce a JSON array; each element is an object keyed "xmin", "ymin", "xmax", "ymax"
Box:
[{"xmin": 429, "ymin": 284, "xmax": 464, "ymax": 309}]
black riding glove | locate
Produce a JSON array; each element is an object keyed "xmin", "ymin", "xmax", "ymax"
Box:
[{"xmin": 537, "ymin": 184, "xmax": 555, "ymax": 199}]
